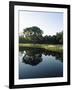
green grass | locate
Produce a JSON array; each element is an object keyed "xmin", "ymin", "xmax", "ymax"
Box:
[{"xmin": 19, "ymin": 43, "xmax": 63, "ymax": 53}]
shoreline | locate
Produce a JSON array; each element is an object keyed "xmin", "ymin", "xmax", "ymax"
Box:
[{"xmin": 19, "ymin": 43, "xmax": 63, "ymax": 53}]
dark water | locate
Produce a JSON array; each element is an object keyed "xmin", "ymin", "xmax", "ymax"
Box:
[{"xmin": 19, "ymin": 47, "xmax": 63, "ymax": 79}]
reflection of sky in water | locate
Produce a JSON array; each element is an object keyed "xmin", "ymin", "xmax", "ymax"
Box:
[{"xmin": 19, "ymin": 51, "xmax": 63, "ymax": 79}]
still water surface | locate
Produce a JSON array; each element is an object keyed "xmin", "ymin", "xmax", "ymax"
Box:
[{"xmin": 19, "ymin": 47, "xmax": 63, "ymax": 79}]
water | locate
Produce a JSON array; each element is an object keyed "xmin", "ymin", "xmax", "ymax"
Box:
[{"xmin": 19, "ymin": 47, "xmax": 63, "ymax": 79}]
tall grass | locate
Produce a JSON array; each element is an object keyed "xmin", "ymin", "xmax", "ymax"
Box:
[{"xmin": 19, "ymin": 43, "xmax": 63, "ymax": 53}]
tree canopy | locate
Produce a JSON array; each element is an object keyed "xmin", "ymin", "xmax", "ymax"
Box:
[
  {"xmin": 23, "ymin": 26, "xmax": 43, "ymax": 37},
  {"xmin": 19, "ymin": 26, "xmax": 63, "ymax": 44}
]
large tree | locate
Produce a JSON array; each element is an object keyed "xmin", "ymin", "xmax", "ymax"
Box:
[
  {"xmin": 24, "ymin": 26, "xmax": 43, "ymax": 36},
  {"xmin": 23, "ymin": 26, "xmax": 43, "ymax": 43}
]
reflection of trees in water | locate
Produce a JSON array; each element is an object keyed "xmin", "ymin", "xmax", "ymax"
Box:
[
  {"xmin": 22, "ymin": 48, "xmax": 42, "ymax": 66},
  {"xmin": 43, "ymin": 49, "xmax": 63, "ymax": 62},
  {"xmin": 23, "ymin": 54, "xmax": 42, "ymax": 66},
  {"xmin": 20, "ymin": 47, "xmax": 63, "ymax": 66}
]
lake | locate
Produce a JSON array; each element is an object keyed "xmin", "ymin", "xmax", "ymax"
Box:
[{"xmin": 19, "ymin": 47, "xmax": 63, "ymax": 79}]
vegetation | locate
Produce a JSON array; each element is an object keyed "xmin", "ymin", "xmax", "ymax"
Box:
[
  {"xmin": 19, "ymin": 26, "xmax": 63, "ymax": 53},
  {"xmin": 19, "ymin": 26, "xmax": 63, "ymax": 44},
  {"xmin": 23, "ymin": 26, "xmax": 43, "ymax": 44},
  {"xmin": 19, "ymin": 44, "xmax": 63, "ymax": 53}
]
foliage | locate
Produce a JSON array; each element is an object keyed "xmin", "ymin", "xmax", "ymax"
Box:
[
  {"xmin": 23, "ymin": 26, "xmax": 43, "ymax": 43},
  {"xmin": 19, "ymin": 44, "xmax": 63, "ymax": 53},
  {"xmin": 19, "ymin": 26, "xmax": 63, "ymax": 44}
]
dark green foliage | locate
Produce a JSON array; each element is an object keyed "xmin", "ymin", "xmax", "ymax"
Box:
[
  {"xmin": 23, "ymin": 26, "xmax": 43, "ymax": 44},
  {"xmin": 43, "ymin": 32, "xmax": 63, "ymax": 44},
  {"xmin": 19, "ymin": 26, "xmax": 63, "ymax": 44},
  {"xmin": 56, "ymin": 31, "xmax": 63, "ymax": 44}
]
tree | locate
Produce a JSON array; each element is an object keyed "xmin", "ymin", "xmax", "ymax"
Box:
[
  {"xmin": 23, "ymin": 26, "xmax": 43, "ymax": 43},
  {"xmin": 56, "ymin": 31, "xmax": 63, "ymax": 44},
  {"xmin": 19, "ymin": 26, "xmax": 63, "ymax": 44}
]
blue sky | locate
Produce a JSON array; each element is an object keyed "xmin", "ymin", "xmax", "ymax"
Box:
[{"xmin": 19, "ymin": 10, "xmax": 63, "ymax": 36}]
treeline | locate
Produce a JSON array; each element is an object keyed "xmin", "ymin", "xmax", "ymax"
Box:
[
  {"xmin": 19, "ymin": 26, "xmax": 63, "ymax": 44},
  {"xmin": 43, "ymin": 32, "xmax": 63, "ymax": 44}
]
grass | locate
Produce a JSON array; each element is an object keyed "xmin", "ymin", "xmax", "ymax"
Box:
[{"xmin": 19, "ymin": 43, "xmax": 63, "ymax": 53}]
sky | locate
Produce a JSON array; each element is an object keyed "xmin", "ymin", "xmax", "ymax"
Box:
[{"xmin": 19, "ymin": 10, "xmax": 63, "ymax": 36}]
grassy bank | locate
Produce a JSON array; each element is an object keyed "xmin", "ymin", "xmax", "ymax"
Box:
[{"xmin": 19, "ymin": 43, "xmax": 63, "ymax": 53}]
